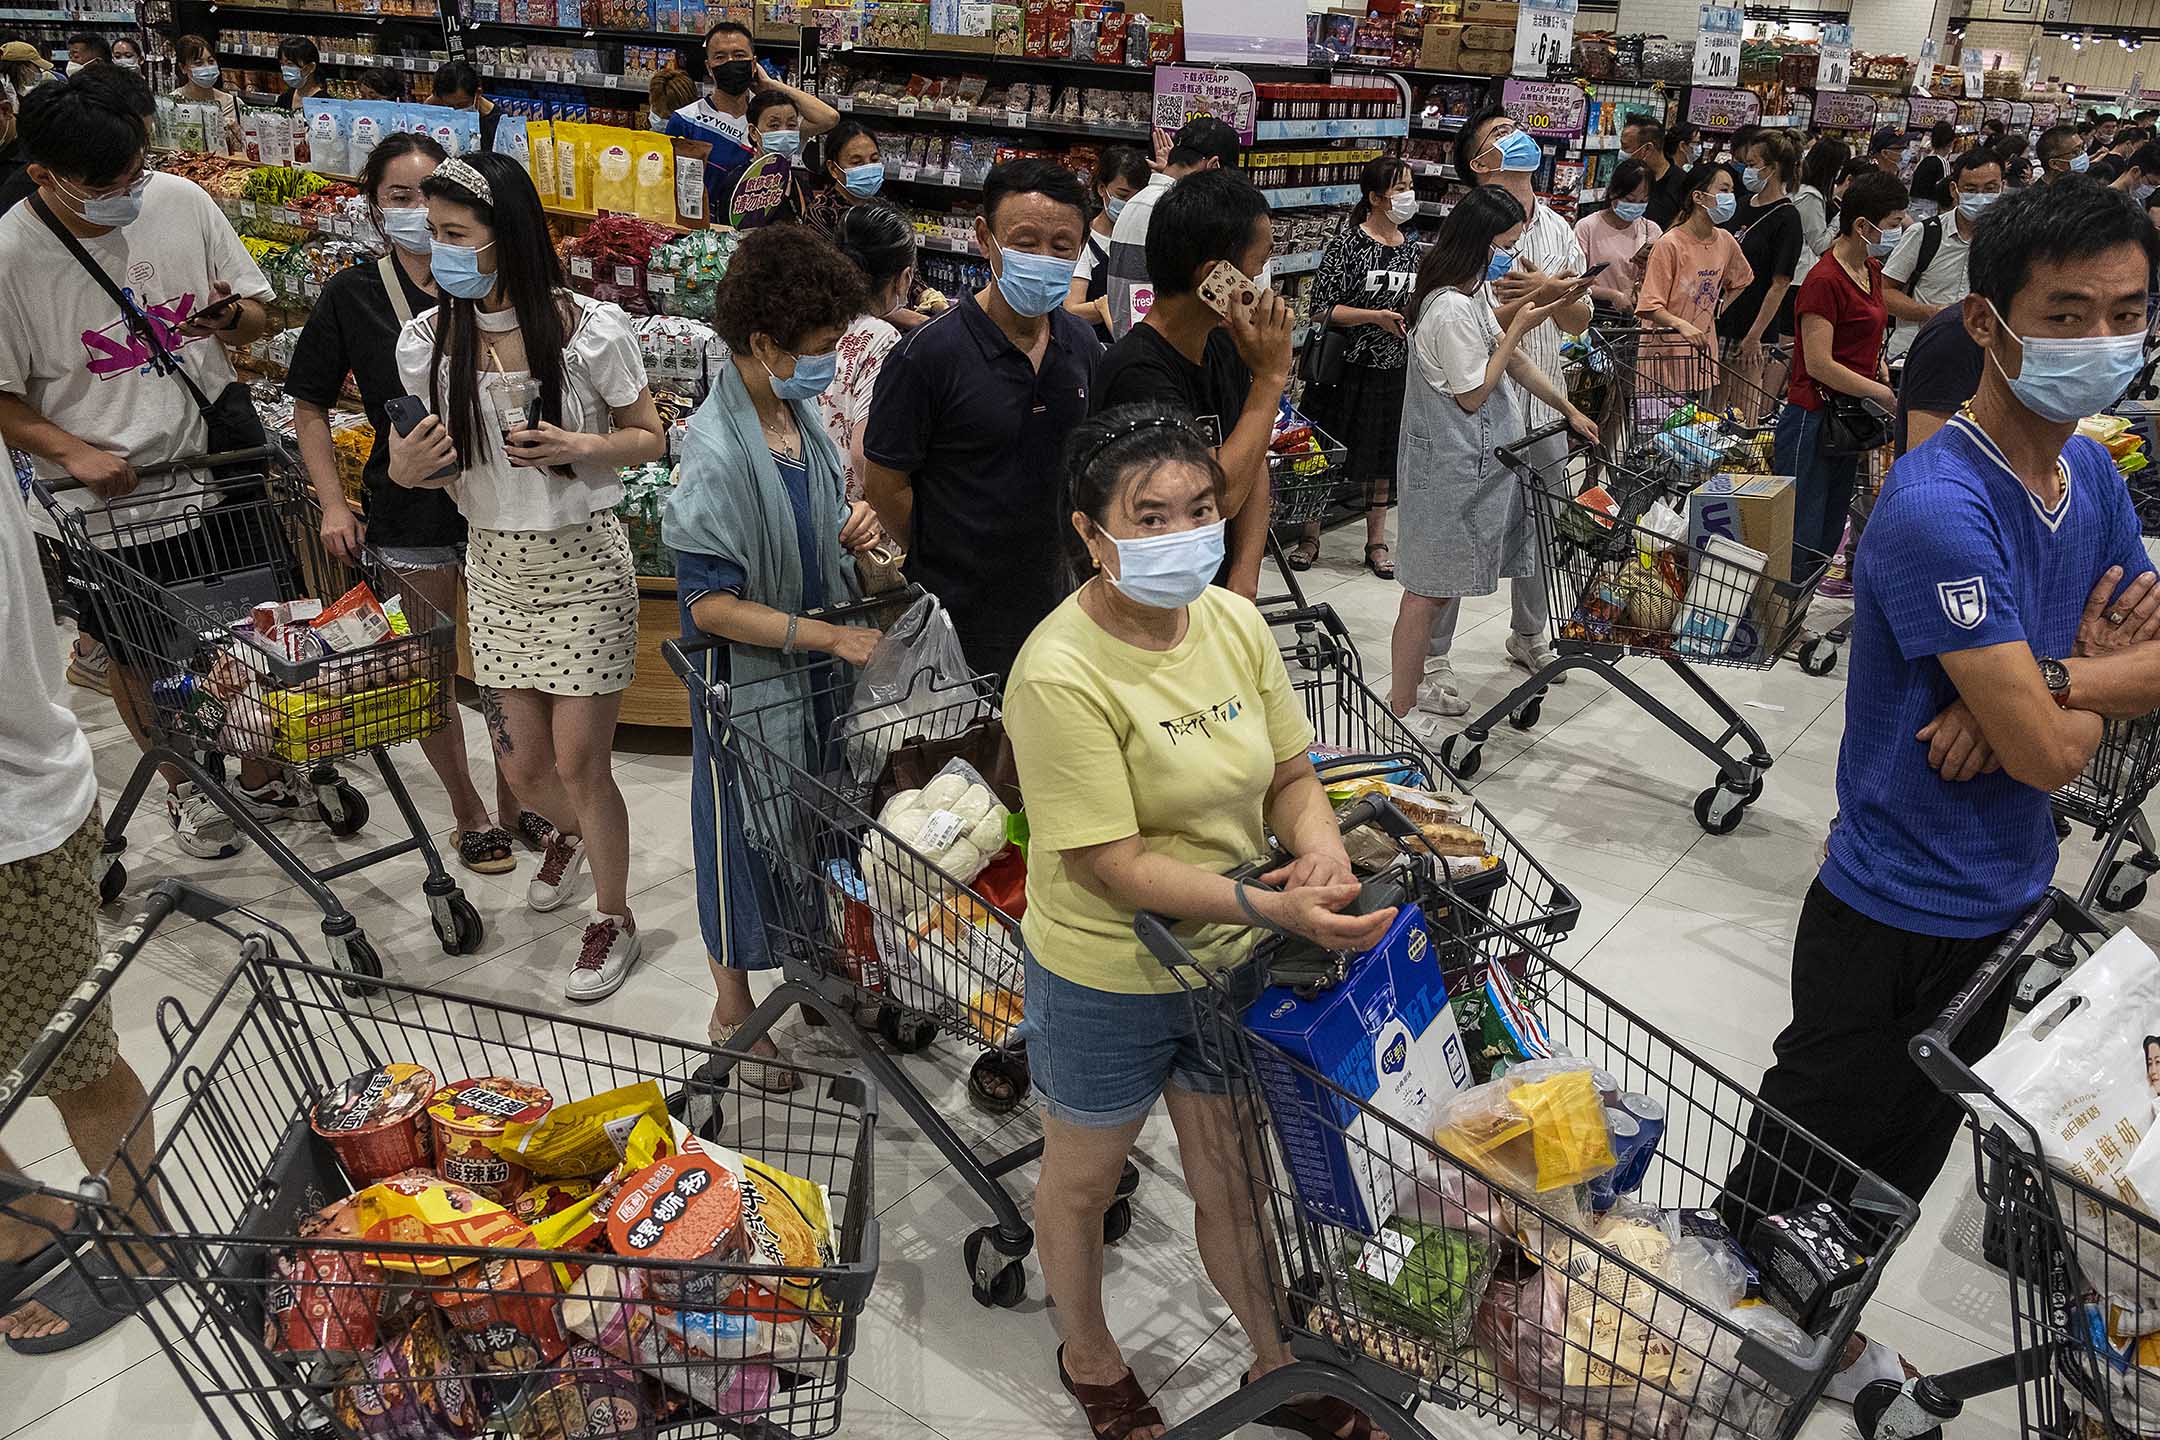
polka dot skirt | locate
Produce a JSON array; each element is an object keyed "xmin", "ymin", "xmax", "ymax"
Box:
[{"xmin": 466, "ymin": 513, "xmax": 639, "ymax": 697}]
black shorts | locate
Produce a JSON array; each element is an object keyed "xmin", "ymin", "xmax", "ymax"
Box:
[{"xmin": 62, "ymin": 506, "xmax": 284, "ymax": 675}]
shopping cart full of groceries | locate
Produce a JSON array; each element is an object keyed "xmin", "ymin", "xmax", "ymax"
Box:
[
  {"xmin": 1134, "ymin": 835, "xmax": 1920, "ymax": 1440},
  {"xmin": 33, "ymin": 445, "xmax": 480, "ymax": 984},
  {"xmin": 0, "ymin": 879, "xmax": 879, "ymax": 1440},
  {"xmin": 1261, "ymin": 401, "xmax": 1351, "ymax": 611},
  {"xmin": 1446, "ymin": 406, "xmax": 1831, "ymax": 839},
  {"xmin": 1895, "ymin": 891, "xmax": 2160, "ymax": 1440}
]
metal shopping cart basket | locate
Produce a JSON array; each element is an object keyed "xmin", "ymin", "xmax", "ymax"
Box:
[
  {"xmin": 34, "ymin": 445, "xmax": 479, "ymax": 980},
  {"xmin": 0, "ymin": 879, "xmax": 879, "ymax": 1440},
  {"xmin": 1262, "ymin": 417, "xmax": 1351, "ymax": 610},
  {"xmin": 2008, "ymin": 715, "xmax": 2160, "ymax": 1010},
  {"xmin": 1440, "ymin": 417, "xmax": 1831, "ymax": 837},
  {"xmin": 1133, "ymin": 840, "xmax": 1918, "ymax": 1440},
  {"xmin": 1887, "ymin": 891, "xmax": 2145, "ymax": 1440}
]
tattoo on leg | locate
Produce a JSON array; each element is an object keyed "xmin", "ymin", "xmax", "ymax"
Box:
[{"xmin": 480, "ymin": 687, "xmax": 512, "ymax": 755}]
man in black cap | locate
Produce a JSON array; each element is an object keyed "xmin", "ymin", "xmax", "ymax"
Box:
[{"xmin": 1868, "ymin": 128, "xmax": 1904, "ymax": 177}]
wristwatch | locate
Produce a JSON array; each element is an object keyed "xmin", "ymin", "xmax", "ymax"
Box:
[{"xmin": 2040, "ymin": 657, "xmax": 2072, "ymax": 708}]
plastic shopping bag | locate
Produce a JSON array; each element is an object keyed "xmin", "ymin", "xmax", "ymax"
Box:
[{"xmin": 840, "ymin": 594, "xmax": 984, "ymax": 783}]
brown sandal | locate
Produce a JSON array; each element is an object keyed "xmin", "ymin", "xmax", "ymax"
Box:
[
  {"xmin": 1364, "ymin": 543, "xmax": 1395, "ymax": 580},
  {"xmin": 1058, "ymin": 1344, "xmax": 1165, "ymax": 1440},
  {"xmin": 1260, "ymin": 1394, "xmax": 1379, "ymax": 1440}
]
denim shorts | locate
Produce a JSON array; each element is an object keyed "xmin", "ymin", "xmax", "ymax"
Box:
[
  {"xmin": 1017, "ymin": 948, "xmax": 1265, "ymax": 1129},
  {"xmin": 376, "ymin": 543, "xmax": 465, "ymax": 571}
]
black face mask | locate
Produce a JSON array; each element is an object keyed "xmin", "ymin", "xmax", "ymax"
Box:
[{"xmin": 710, "ymin": 58, "xmax": 755, "ymax": 97}]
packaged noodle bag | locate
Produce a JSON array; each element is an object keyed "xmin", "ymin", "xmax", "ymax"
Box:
[
  {"xmin": 591, "ymin": 129, "xmax": 639, "ymax": 214},
  {"xmin": 632, "ymin": 136, "xmax": 675, "ymax": 224}
]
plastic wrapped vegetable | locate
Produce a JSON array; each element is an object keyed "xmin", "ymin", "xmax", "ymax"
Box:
[{"xmin": 1339, "ymin": 1217, "xmax": 1494, "ymax": 1349}]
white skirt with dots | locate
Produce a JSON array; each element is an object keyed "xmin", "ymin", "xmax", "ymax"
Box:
[{"xmin": 465, "ymin": 513, "xmax": 638, "ymax": 696}]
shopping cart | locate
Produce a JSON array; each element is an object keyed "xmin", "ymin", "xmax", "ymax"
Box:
[
  {"xmin": 1136, "ymin": 836, "xmax": 1919, "ymax": 1440},
  {"xmin": 1582, "ymin": 321, "xmax": 1780, "ymax": 474},
  {"xmin": 35, "ymin": 445, "xmax": 478, "ymax": 981},
  {"xmin": 1889, "ymin": 890, "xmax": 2130, "ymax": 1440},
  {"xmin": 0, "ymin": 878, "xmax": 879, "ymax": 1440},
  {"xmin": 2000, "ymin": 714, "xmax": 2160, "ymax": 1010},
  {"xmin": 1441, "ymin": 418, "xmax": 1831, "ymax": 837},
  {"xmin": 1262, "ymin": 418, "xmax": 1351, "ymax": 610}
]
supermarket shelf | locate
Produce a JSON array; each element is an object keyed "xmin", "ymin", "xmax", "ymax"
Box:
[
  {"xmin": 204, "ymin": 4, "xmax": 443, "ymax": 21},
  {"xmin": 838, "ymin": 46, "xmax": 1155, "ymax": 81},
  {"xmin": 1253, "ymin": 116, "xmax": 1408, "ymax": 141},
  {"xmin": 886, "ymin": 163, "xmax": 985, "ymax": 193},
  {"xmin": 456, "ymin": 16, "xmax": 749, "ymax": 46},
  {"xmin": 918, "ymin": 232, "xmax": 984, "ymax": 257},
  {"xmin": 1411, "ymin": 114, "xmax": 1467, "ymax": 132},
  {"xmin": 221, "ymin": 38, "xmax": 665, "ymax": 93},
  {"xmin": 831, "ymin": 97, "xmax": 1148, "ymax": 142},
  {"xmin": 1272, "ymin": 250, "xmax": 1325, "ymax": 274},
  {"xmin": 1579, "ymin": 135, "xmax": 1621, "ymax": 150},
  {"xmin": 1, "ymin": 8, "xmax": 138, "ymax": 20},
  {"xmin": 1259, "ymin": 183, "xmax": 1360, "ymax": 208},
  {"xmin": 222, "ymin": 41, "xmax": 448, "ymax": 70}
]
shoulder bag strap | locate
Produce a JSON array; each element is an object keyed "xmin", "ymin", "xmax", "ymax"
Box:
[
  {"xmin": 378, "ymin": 254, "xmax": 417, "ymax": 328},
  {"xmin": 30, "ymin": 192, "xmax": 219, "ymax": 419},
  {"xmin": 1910, "ymin": 216, "xmax": 1946, "ymax": 292}
]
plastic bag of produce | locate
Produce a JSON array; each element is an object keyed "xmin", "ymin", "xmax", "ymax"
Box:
[{"xmin": 840, "ymin": 593, "xmax": 980, "ymax": 783}]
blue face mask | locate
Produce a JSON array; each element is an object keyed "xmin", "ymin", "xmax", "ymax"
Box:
[
  {"xmin": 1957, "ymin": 190, "xmax": 2000, "ymax": 220},
  {"xmin": 761, "ymin": 129, "xmax": 800, "ymax": 157},
  {"xmin": 1988, "ymin": 300, "xmax": 2149, "ymax": 423},
  {"xmin": 1495, "ymin": 128, "xmax": 1543, "ymax": 172},
  {"xmin": 1613, "ymin": 200, "xmax": 1649, "ymax": 223},
  {"xmin": 61, "ymin": 173, "xmax": 146, "ymax": 229},
  {"xmin": 770, "ymin": 347, "xmax": 837, "ymax": 400},
  {"xmin": 380, "ymin": 205, "xmax": 432, "ymax": 256},
  {"xmin": 431, "ymin": 239, "xmax": 496, "ymax": 300},
  {"xmin": 2071, "ymin": 150, "xmax": 2092, "ymax": 173},
  {"xmin": 1741, "ymin": 165, "xmax": 1767, "ymax": 193},
  {"xmin": 1486, "ymin": 247, "xmax": 1517, "ymax": 283},
  {"xmin": 1103, "ymin": 521, "xmax": 1226, "ymax": 610},
  {"xmin": 280, "ymin": 64, "xmax": 304, "ymax": 86},
  {"xmin": 1104, "ymin": 195, "xmax": 1126, "ymax": 222},
  {"xmin": 991, "ymin": 240, "xmax": 1078, "ymax": 318},
  {"xmin": 191, "ymin": 63, "xmax": 222, "ymax": 87},
  {"xmin": 841, "ymin": 161, "xmax": 885, "ymax": 198},
  {"xmin": 1705, "ymin": 192, "xmax": 1737, "ymax": 224}
]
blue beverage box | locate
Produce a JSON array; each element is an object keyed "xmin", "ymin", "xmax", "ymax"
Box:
[{"xmin": 1241, "ymin": 903, "xmax": 1474, "ymax": 1237}]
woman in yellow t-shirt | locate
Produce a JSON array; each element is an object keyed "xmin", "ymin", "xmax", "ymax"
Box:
[{"xmin": 1005, "ymin": 402, "xmax": 1398, "ymax": 1440}]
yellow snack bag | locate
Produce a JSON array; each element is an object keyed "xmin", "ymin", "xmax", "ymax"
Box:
[
  {"xmin": 590, "ymin": 127, "xmax": 638, "ymax": 214},
  {"xmin": 632, "ymin": 137, "xmax": 675, "ymax": 225},
  {"xmin": 488, "ymin": 1079, "xmax": 670, "ymax": 1179},
  {"xmin": 352, "ymin": 1172, "xmax": 528, "ymax": 1276},
  {"xmin": 552, "ymin": 122, "xmax": 591, "ymax": 213},
  {"xmin": 1511, "ymin": 1068, "xmax": 1617, "ymax": 1191},
  {"xmin": 528, "ymin": 121, "xmax": 556, "ymax": 196}
]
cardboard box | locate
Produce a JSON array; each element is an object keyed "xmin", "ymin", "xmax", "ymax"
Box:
[
  {"xmin": 1418, "ymin": 22, "xmax": 1463, "ymax": 69},
  {"xmin": 1686, "ymin": 472, "xmax": 1796, "ymax": 653},
  {"xmin": 1460, "ymin": 21, "xmax": 1513, "ymax": 49},
  {"xmin": 1242, "ymin": 904, "xmax": 1475, "ymax": 1237},
  {"xmin": 1458, "ymin": 45, "xmax": 1512, "ymax": 73},
  {"xmin": 1460, "ymin": 0, "xmax": 1519, "ymax": 19}
]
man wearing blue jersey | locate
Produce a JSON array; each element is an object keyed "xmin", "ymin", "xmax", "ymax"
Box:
[
  {"xmin": 666, "ymin": 21, "xmax": 836, "ymax": 218},
  {"xmin": 1725, "ymin": 178, "xmax": 2160, "ymax": 1399}
]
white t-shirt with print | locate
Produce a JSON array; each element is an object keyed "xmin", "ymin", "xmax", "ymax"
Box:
[
  {"xmin": 395, "ymin": 291, "xmax": 650, "ymax": 533},
  {"xmin": 1480, "ymin": 197, "xmax": 1583, "ymax": 428},
  {"xmin": 0, "ymin": 460, "xmax": 97, "ymax": 864},
  {"xmin": 0, "ymin": 172, "xmax": 273, "ymax": 543},
  {"xmin": 1413, "ymin": 288, "xmax": 1521, "ymax": 412}
]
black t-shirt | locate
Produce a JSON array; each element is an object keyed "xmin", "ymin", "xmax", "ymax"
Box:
[
  {"xmin": 1894, "ymin": 304, "xmax": 1985, "ymax": 454},
  {"xmin": 1718, "ymin": 198, "xmax": 1804, "ymax": 342},
  {"xmin": 478, "ymin": 104, "xmax": 501, "ymax": 151},
  {"xmin": 1644, "ymin": 163, "xmax": 1694, "ymax": 229},
  {"xmin": 1090, "ymin": 323, "xmax": 1253, "ymax": 448},
  {"xmin": 1910, "ymin": 153, "xmax": 1947, "ymax": 207},
  {"xmin": 282, "ymin": 256, "xmax": 467, "ymax": 550}
]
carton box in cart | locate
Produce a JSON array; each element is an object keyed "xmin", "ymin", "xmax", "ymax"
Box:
[
  {"xmin": 1686, "ymin": 472, "xmax": 1796, "ymax": 647},
  {"xmin": 1242, "ymin": 904, "xmax": 1474, "ymax": 1237}
]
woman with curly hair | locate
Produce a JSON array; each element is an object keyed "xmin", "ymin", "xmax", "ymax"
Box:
[{"xmin": 665, "ymin": 224, "xmax": 885, "ymax": 1089}]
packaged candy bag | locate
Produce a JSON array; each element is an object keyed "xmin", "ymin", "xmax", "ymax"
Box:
[{"xmin": 591, "ymin": 130, "xmax": 638, "ymax": 214}]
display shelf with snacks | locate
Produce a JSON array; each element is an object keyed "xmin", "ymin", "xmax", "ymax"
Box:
[
  {"xmin": 1255, "ymin": 183, "xmax": 1363, "ymax": 209},
  {"xmin": 836, "ymin": 46, "xmax": 1164, "ymax": 81}
]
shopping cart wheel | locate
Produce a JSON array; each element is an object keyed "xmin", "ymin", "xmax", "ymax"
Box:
[
  {"xmin": 963, "ymin": 1227, "xmax": 1028, "ymax": 1309},
  {"xmin": 96, "ymin": 853, "xmax": 126, "ymax": 908},
  {"xmin": 432, "ymin": 891, "xmax": 485, "ymax": 955},
  {"xmin": 967, "ymin": 1049, "xmax": 1030, "ymax": 1115},
  {"xmin": 1798, "ymin": 637, "xmax": 1839, "ymax": 677},
  {"xmin": 2098, "ymin": 858, "xmax": 2153, "ymax": 913},
  {"xmin": 876, "ymin": 1004, "xmax": 937, "ymax": 1054},
  {"xmin": 1854, "ymin": 1377, "xmax": 1949, "ymax": 1440},
  {"xmin": 328, "ymin": 929, "xmax": 384, "ymax": 995},
  {"xmin": 1102, "ymin": 1197, "xmax": 1134, "ymax": 1244},
  {"xmin": 1508, "ymin": 696, "xmax": 1542, "ymax": 731},
  {"xmin": 1693, "ymin": 784, "xmax": 1749, "ymax": 836},
  {"xmin": 2012, "ymin": 947, "xmax": 2076, "ymax": 1011},
  {"xmin": 316, "ymin": 780, "xmax": 369, "ymax": 838},
  {"xmin": 1441, "ymin": 735, "xmax": 1482, "ymax": 779}
]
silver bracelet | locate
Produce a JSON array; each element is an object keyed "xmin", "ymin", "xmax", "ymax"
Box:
[{"xmin": 781, "ymin": 615, "xmax": 800, "ymax": 655}]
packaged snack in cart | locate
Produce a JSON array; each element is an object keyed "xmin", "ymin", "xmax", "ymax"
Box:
[
  {"xmin": 333, "ymin": 1309, "xmax": 486, "ymax": 1440},
  {"xmin": 559, "ymin": 1266, "xmax": 777, "ymax": 1416},
  {"xmin": 313, "ymin": 581, "xmax": 394, "ymax": 652},
  {"xmin": 1436, "ymin": 1061, "xmax": 1618, "ymax": 1195},
  {"xmin": 428, "ymin": 1077, "xmax": 555, "ymax": 1202},
  {"xmin": 505, "ymin": 1341, "xmax": 655, "ymax": 1440},
  {"xmin": 489, "ymin": 1079, "xmax": 670, "ymax": 1180},
  {"xmin": 311, "ymin": 1062, "xmax": 438, "ymax": 1184},
  {"xmin": 354, "ymin": 1172, "xmax": 531, "ymax": 1276},
  {"xmin": 266, "ymin": 1196, "xmax": 396, "ymax": 1360},
  {"xmin": 677, "ymin": 1132, "xmax": 842, "ymax": 1314},
  {"xmin": 603, "ymin": 1151, "xmax": 748, "ymax": 1308},
  {"xmin": 431, "ymin": 1249, "xmax": 569, "ymax": 1369}
]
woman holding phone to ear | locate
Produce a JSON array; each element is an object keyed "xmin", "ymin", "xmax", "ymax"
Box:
[{"xmin": 388, "ymin": 151, "xmax": 666, "ymax": 1002}]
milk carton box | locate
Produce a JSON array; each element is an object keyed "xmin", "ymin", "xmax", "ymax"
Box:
[{"xmin": 1241, "ymin": 903, "xmax": 1474, "ymax": 1236}]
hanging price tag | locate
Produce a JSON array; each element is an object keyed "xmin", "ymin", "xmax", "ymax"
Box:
[
  {"xmin": 899, "ymin": 162, "xmax": 920, "ymax": 181},
  {"xmin": 951, "ymin": 102, "xmax": 970, "ymax": 121},
  {"xmin": 648, "ymin": 273, "xmax": 676, "ymax": 294},
  {"xmin": 836, "ymin": 94, "xmax": 853, "ymax": 110},
  {"xmin": 1007, "ymin": 106, "xmax": 1027, "ymax": 127},
  {"xmin": 941, "ymin": 167, "xmax": 961, "ymax": 185},
  {"xmin": 897, "ymin": 97, "xmax": 919, "ymax": 117},
  {"xmin": 614, "ymin": 265, "xmax": 637, "ymax": 287}
]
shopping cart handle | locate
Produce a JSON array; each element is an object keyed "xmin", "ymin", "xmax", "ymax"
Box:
[
  {"xmin": 1908, "ymin": 890, "xmax": 2103, "ymax": 1092},
  {"xmin": 661, "ymin": 635, "xmax": 723, "ymax": 683},
  {"xmin": 30, "ymin": 448, "xmax": 277, "ymax": 498}
]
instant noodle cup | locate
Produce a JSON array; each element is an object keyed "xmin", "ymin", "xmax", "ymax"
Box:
[
  {"xmin": 312, "ymin": 1063, "xmax": 436, "ymax": 1184},
  {"xmin": 604, "ymin": 1152, "xmax": 745, "ymax": 1309},
  {"xmin": 335, "ymin": 1308, "xmax": 484, "ymax": 1440},
  {"xmin": 428, "ymin": 1077, "xmax": 553, "ymax": 1201},
  {"xmin": 432, "ymin": 1251, "xmax": 568, "ymax": 1366},
  {"xmin": 509, "ymin": 1342, "xmax": 655, "ymax": 1440},
  {"xmin": 266, "ymin": 1197, "xmax": 391, "ymax": 1360}
]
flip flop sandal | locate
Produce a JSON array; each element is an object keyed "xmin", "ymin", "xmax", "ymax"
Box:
[
  {"xmin": 1287, "ymin": 537, "xmax": 1321, "ymax": 572},
  {"xmin": 1364, "ymin": 543, "xmax": 1395, "ymax": 580},
  {"xmin": 511, "ymin": 810, "xmax": 555, "ymax": 853},
  {"xmin": 0, "ymin": 1240, "xmax": 71, "ymax": 1313},
  {"xmin": 1058, "ymin": 1344, "xmax": 1165, "ymax": 1440},
  {"xmin": 454, "ymin": 827, "xmax": 517, "ymax": 875},
  {"xmin": 708, "ymin": 1023, "xmax": 803, "ymax": 1094},
  {"xmin": 5, "ymin": 1251, "xmax": 167, "ymax": 1355}
]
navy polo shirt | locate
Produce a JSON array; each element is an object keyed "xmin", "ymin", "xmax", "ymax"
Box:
[{"xmin": 864, "ymin": 291, "xmax": 1102, "ymax": 682}]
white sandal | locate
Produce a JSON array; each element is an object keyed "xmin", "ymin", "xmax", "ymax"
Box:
[{"xmin": 707, "ymin": 1020, "xmax": 802, "ymax": 1093}]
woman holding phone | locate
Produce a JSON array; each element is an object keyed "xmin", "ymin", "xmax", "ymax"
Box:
[
  {"xmin": 286, "ymin": 133, "xmax": 542, "ymax": 876},
  {"xmin": 388, "ymin": 152, "xmax": 666, "ymax": 1000}
]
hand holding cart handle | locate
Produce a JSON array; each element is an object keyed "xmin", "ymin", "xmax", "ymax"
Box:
[
  {"xmin": 1908, "ymin": 890, "xmax": 2106, "ymax": 1096},
  {"xmin": 29, "ymin": 448, "xmax": 278, "ymax": 502}
]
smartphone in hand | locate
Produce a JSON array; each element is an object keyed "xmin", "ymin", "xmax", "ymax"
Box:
[
  {"xmin": 1196, "ymin": 259, "xmax": 1259, "ymax": 319},
  {"xmin": 384, "ymin": 395, "xmax": 459, "ymax": 483}
]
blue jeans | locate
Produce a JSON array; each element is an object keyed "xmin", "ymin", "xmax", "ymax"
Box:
[{"xmin": 1774, "ymin": 402, "xmax": 1860, "ymax": 573}]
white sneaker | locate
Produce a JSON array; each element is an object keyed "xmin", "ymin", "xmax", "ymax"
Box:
[
  {"xmin": 527, "ymin": 831, "xmax": 586, "ymax": 912},
  {"xmin": 566, "ymin": 914, "xmax": 640, "ymax": 1001},
  {"xmin": 235, "ymin": 776, "xmax": 309, "ymax": 825},
  {"xmin": 1416, "ymin": 661, "xmax": 1471, "ymax": 718},
  {"xmin": 166, "ymin": 783, "xmax": 242, "ymax": 859},
  {"xmin": 1399, "ymin": 709, "xmax": 1458, "ymax": 747},
  {"xmin": 1505, "ymin": 631, "xmax": 1566, "ymax": 684}
]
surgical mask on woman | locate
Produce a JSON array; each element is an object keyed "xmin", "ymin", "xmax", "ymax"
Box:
[
  {"xmin": 761, "ymin": 129, "xmax": 800, "ymax": 157},
  {"xmin": 1704, "ymin": 191, "xmax": 1736, "ymax": 224},
  {"xmin": 1386, "ymin": 191, "xmax": 1420, "ymax": 223},
  {"xmin": 431, "ymin": 238, "xmax": 496, "ymax": 300},
  {"xmin": 1100, "ymin": 521, "xmax": 1226, "ymax": 609},
  {"xmin": 1485, "ymin": 247, "xmax": 1517, "ymax": 283},
  {"xmin": 769, "ymin": 348, "xmax": 837, "ymax": 400},
  {"xmin": 1103, "ymin": 195, "xmax": 1126, "ymax": 222},
  {"xmin": 1866, "ymin": 222, "xmax": 1903, "ymax": 257},
  {"xmin": 1987, "ymin": 300, "xmax": 2149, "ymax": 422},
  {"xmin": 280, "ymin": 63, "xmax": 305, "ymax": 87},
  {"xmin": 1741, "ymin": 165, "xmax": 1768, "ymax": 193},
  {"xmin": 1613, "ymin": 199, "xmax": 1649, "ymax": 223},
  {"xmin": 191, "ymin": 63, "xmax": 222, "ymax": 87},
  {"xmin": 840, "ymin": 161, "xmax": 885, "ymax": 198},
  {"xmin": 113, "ymin": 55, "xmax": 137, "ymax": 70},
  {"xmin": 379, "ymin": 205, "xmax": 432, "ymax": 256},
  {"xmin": 649, "ymin": 111, "xmax": 669, "ymax": 130}
]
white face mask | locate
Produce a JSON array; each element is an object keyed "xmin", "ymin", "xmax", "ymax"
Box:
[
  {"xmin": 1386, "ymin": 191, "xmax": 1420, "ymax": 224},
  {"xmin": 1099, "ymin": 522, "xmax": 1226, "ymax": 610}
]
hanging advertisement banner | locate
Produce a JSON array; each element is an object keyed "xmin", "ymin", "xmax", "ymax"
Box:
[
  {"xmin": 1150, "ymin": 64, "xmax": 1257, "ymax": 145},
  {"xmin": 1818, "ymin": 22, "xmax": 1852, "ymax": 90},
  {"xmin": 1812, "ymin": 90, "xmax": 1876, "ymax": 130},
  {"xmin": 1685, "ymin": 85, "xmax": 1759, "ymax": 131},
  {"xmin": 1501, "ymin": 77, "xmax": 1588, "ymax": 136},
  {"xmin": 1512, "ymin": 0, "xmax": 1579, "ymax": 78}
]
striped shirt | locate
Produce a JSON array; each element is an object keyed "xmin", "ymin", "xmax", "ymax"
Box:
[{"xmin": 1104, "ymin": 171, "xmax": 1176, "ymax": 341}]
